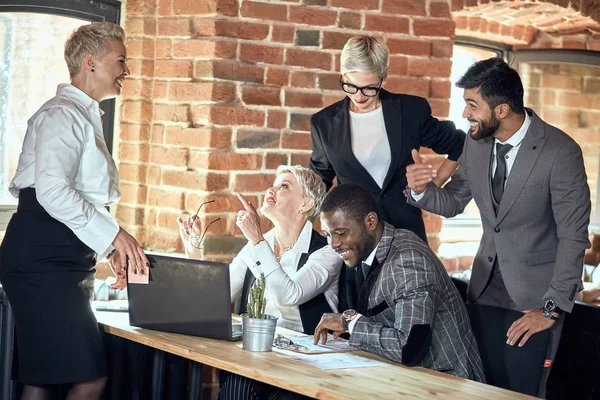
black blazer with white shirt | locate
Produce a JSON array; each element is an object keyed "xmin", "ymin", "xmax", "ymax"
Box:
[{"xmin": 310, "ymin": 89, "xmax": 465, "ymax": 242}]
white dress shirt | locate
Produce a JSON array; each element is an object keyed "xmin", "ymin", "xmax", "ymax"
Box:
[
  {"xmin": 411, "ymin": 112, "xmax": 532, "ymax": 201},
  {"xmin": 229, "ymin": 221, "xmax": 342, "ymax": 332},
  {"xmin": 9, "ymin": 84, "xmax": 121, "ymax": 259},
  {"xmin": 350, "ymin": 107, "xmax": 391, "ymax": 189}
]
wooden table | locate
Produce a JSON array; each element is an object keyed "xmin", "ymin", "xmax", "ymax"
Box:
[{"xmin": 96, "ymin": 311, "xmax": 534, "ymax": 400}]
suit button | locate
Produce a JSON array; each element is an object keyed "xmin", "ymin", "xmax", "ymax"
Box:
[
  {"xmin": 488, "ymin": 256, "xmax": 493, "ymax": 262},
  {"xmin": 494, "ymin": 227, "xmax": 500, "ymax": 233}
]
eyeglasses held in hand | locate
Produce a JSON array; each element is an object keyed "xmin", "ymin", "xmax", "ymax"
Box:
[
  {"xmin": 339, "ymin": 79, "xmax": 383, "ymax": 97},
  {"xmin": 186, "ymin": 200, "xmax": 219, "ymax": 250},
  {"xmin": 273, "ymin": 334, "xmax": 310, "ymax": 353}
]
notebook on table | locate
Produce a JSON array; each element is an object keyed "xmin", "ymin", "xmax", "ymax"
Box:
[{"xmin": 127, "ymin": 254, "xmax": 242, "ymax": 341}]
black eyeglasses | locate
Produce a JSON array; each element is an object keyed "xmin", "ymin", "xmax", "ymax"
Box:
[
  {"xmin": 339, "ymin": 79, "xmax": 383, "ymax": 97},
  {"xmin": 187, "ymin": 200, "xmax": 220, "ymax": 250}
]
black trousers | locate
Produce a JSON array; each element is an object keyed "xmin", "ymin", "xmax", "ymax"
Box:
[{"xmin": 218, "ymin": 372, "xmax": 312, "ymax": 400}]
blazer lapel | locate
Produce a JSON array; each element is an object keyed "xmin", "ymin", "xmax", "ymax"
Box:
[
  {"xmin": 496, "ymin": 110, "xmax": 547, "ymax": 222},
  {"xmin": 472, "ymin": 138, "xmax": 496, "ymax": 220},
  {"xmin": 334, "ymin": 97, "xmax": 382, "ymax": 192},
  {"xmin": 380, "ymin": 90, "xmax": 404, "ymax": 192}
]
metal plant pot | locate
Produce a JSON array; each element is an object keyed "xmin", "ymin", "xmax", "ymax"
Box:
[{"xmin": 241, "ymin": 314, "xmax": 278, "ymax": 352}]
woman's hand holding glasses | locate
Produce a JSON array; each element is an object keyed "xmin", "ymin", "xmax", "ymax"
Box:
[{"xmin": 177, "ymin": 200, "xmax": 220, "ymax": 259}]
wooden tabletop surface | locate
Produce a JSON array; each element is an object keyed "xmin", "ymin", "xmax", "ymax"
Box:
[{"xmin": 95, "ymin": 311, "xmax": 535, "ymax": 400}]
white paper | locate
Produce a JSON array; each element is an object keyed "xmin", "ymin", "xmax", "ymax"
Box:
[
  {"xmin": 285, "ymin": 334, "xmax": 352, "ymax": 353},
  {"xmin": 283, "ymin": 352, "xmax": 389, "ymax": 370}
]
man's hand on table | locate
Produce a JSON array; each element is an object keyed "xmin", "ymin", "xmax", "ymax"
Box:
[{"xmin": 314, "ymin": 313, "xmax": 346, "ymax": 345}]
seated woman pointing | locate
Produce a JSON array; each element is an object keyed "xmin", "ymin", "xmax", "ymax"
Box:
[{"xmin": 177, "ymin": 165, "xmax": 342, "ymax": 334}]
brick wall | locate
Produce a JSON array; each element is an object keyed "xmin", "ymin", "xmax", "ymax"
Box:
[{"xmin": 116, "ymin": 0, "xmax": 455, "ymax": 262}]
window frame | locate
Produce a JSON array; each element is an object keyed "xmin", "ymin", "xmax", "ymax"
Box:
[{"xmin": 0, "ymin": 0, "xmax": 121, "ymax": 230}]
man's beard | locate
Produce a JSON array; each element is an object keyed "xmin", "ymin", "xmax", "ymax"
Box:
[
  {"xmin": 348, "ymin": 231, "xmax": 377, "ymax": 268},
  {"xmin": 470, "ymin": 114, "xmax": 500, "ymax": 141}
]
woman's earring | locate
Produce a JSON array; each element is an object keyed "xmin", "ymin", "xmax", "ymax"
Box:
[{"xmin": 91, "ymin": 68, "xmax": 95, "ymax": 72}]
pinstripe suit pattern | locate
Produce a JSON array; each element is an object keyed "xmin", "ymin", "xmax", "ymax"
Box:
[{"xmin": 350, "ymin": 223, "xmax": 485, "ymax": 382}]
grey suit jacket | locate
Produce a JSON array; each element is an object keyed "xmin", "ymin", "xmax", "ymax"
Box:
[
  {"xmin": 350, "ymin": 223, "xmax": 485, "ymax": 382},
  {"xmin": 409, "ymin": 109, "xmax": 591, "ymax": 312}
]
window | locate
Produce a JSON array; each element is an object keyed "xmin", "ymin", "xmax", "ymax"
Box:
[{"xmin": 0, "ymin": 0, "xmax": 120, "ymax": 231}]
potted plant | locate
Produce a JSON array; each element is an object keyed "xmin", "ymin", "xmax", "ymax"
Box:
[{"xmin": 241, "ymin": 273, "xmax": 278, "ymax": 352}]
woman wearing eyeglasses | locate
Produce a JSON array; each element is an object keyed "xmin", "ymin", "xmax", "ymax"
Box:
[
  {"xmin": 178, "ymin": 165, "xmax": 342, "ymax": 400},
  {"xmin": 310, "ymin": 35, "xmax": 465, "ymax": 243}
]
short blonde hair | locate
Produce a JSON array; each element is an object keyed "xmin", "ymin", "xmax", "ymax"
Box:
[
  {"xmin": 340, "ymin": 35, "xmax": 389, "ymax": 80},
  {"xmin": 64, "ymin": 22, "xmax": 126, "ymax": 77},
  {"xmin": 276, "ymin": 165, "xmax": 326, "ymax": 222}
]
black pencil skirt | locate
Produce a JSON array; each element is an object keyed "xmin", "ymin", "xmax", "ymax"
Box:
[{"xmin": 0, "ymin": 188, "xmax": 107, "ymax": 385}]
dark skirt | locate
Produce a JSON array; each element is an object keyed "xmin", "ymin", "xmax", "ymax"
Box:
[{"xmin": 0, "ymin": 188, "xmax": 107, "ymax": 385}]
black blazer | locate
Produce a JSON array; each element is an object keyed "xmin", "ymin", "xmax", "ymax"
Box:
[{"xmin": 309, "ymin": 89, "xmax": 465, "ymax": 242}]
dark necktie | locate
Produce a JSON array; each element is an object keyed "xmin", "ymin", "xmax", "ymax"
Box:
[{"xmin": 492, "ymin": 143, "xmax": 513, "ymax": 204}]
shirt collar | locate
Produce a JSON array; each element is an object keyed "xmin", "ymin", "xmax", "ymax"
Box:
[
  {"xmin": 495, "ymin": 111, "xmax": 531, "ymax": 147},
  {"xmin": 265, "ymin": 220, "xmax": 313, "ymax": 253},
  {"xmin": 363, "ymin": 243, "xmax": 379, "ymax": 266},
  {"xmin": 57, "ymin": 83, "xmax": 102, "ymax": 116}
]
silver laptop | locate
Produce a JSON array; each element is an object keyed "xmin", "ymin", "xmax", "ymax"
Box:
[{"xmin": 127, "ymin": 254, "xmax": 242, "ymax": 341}]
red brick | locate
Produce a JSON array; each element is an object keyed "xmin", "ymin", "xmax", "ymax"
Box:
[
  {"xmin": 266, "ymin": 153, "xmax": 289, "ymax": 169},
  {"xmin": 423, "ymin": 212, "xmax": 442, "ymax": 233},
  {"xmin": 142, "ymin": 39, "xmax": 156, "ymax": 58},
  {"xmin": 195, "ymin": 18, "xmax": 270, "ymax": 40},
  {"xmin": 240, "ymin": 43, "xmax": 284, "ymax": 64},
  {"xmin": 126, "ymin": 38, "xmax": 143, "ymax": 59},
  {"xmin": 431, "ymin": 40, "xmax": 453, "ymax": 58},
  {"xmin": 119, "ymin": 142, "xmax": 149, "ymax": 163},
  {"xmin": 163, "ymin": 170, "xmax": 230, "ymax": 191},
  {"xmin": 186, "ymin": 193, "xmax": 247, "ymax": 214},
  {"xmin": 116, "ymin": 205, "xmax": 144, "ymax": 226},
  {"xmin": 119, "ymin": 182, "xmax": 148, "ymax": 205},
  {"xmin": 559, "ymin": 92, "xmax": 600, "ymax": 109},
  {"xmin": 158, "ymin": 0, "xmax": 172, "ymax": 16},
  {"xmin": 317, "ymin": 73, "xmax": 340, "ymax": 91},
  {"xmin": 500, "ymin": 24, "xmax": 512, "ymax": 37},
  {"xmin": 125, "ymin": 17, "xmax": 145, "ymax": 36},
  {"xmin": 194, "ymin": 106, "xmax": 266, "ymax": 127},
  {"xmin": 190, "ymin": 151, "xmax": 263, "ymax": 170},
  {"xmin": 284, "ymin": 90, "xmax": 323, "ymax": 108},
  {"xmin": 119, "ymin": 163, "xmax": 148, "ymax": 183},
  {"xmin": 430, "ymin": 79, "xmax": 451, "ymax": 99},
  {"xmin": 126, "ymin": 60, "xmax": 154, "ymax": 78},
  {"xmin": 429, "ymin": 98, "xmax": 450, "ymax": 117},
  {"xmin": 233, "ymin": 173, "xmax": 277, "ymax": 192},
  {"xmin": 148, "ymin": 188, "xmax": 185, "ymax": 209},
  {"xmin": 156, "ymin": 210, "xmax": 184, "ymax": 231},
  {"xmin": 290, "ymin": 153, "xmax": 311, "ymax": 167},
  {"xmin": 439, "ymin": 257, "xmax": 458, "ymax": 273},
  {"xmin": 150, "ymin": 125, "xmax": 165, "ymax": 145},
  {"xmin": 323, "ymin": 93, "xmax": 344, "ymax": 107},
  {"xmin": 290, "ymin": 71, "xmax": 316, "ymax": 88},
  {"xmin": 241, "ymin": 1, "xmax": 287, "ymax": 22},
  {"xmin": 156, "ymin": 39, "xmax": 173, "ymax": 57},
  {"xmin": 388, "ymin": 38, "xmax": 431, "ymax": 56},
  {"xmin": 241, "ymin": 85, "xmax": 282, "ymax": 106},
  {"xmin": 430, "ymin": 2, "xmax": 450, "ymax": 18},
  {"xmin": 384, "ymin": 77, "xmax": 429, "ymax": 98},
  {"xmin": 152, "ymin": 81, "xmax": 167, "ymax": 100},
  {"xmin": 289, "ymin": 113, "xmax": 312, "ymax": 131},
  {"xmin": 122, "ymin": 101, "xmax": 153, "ymax": 124},
  {"xmin": 389, "ymin": 55, "xmax": 408, "ymax": 75},
  {"xmin": 173, "ymin": 0, "xmax": 237, "ymax": 16},
  {"xmin": 120, "ymin": 124, "xmax": 151, "ymax": 142},
  {"xmin": 364, "ymin": 15, "xmax": 410, "ymax": 34},
  {"xmin": 154, "ymin": 103, "xmax": 190, "ymax": 123},
  {"xmin": 289, "ymin": 6, "xmax": 337, "ymax": 26},
  {"xmin": 543, "ymin": 74, "xmax": 583, "ymax": 91},
  {"xmin": 121, "ymin": 79, "xmax": 153, "ymax": 98},
  {"xmin": 272, "ymin": 24, "xmax": 295, "ymax": 43},
  {"xmin": 164, "ymin": 126, "xmax": 232, "ymax": 148},
  {"xmin": 196, "ymin": 60, "xmax": 264, "ymax": 84},
  {"xmin": 158, "ymin": 17, "xmax": 193, "ymax": 36},
  {"xmin": 173, "ymin": 39, "xmax": 237, "ymax": 59},
  {"xmin": 322, "ymin": 31, "xmax": 356, "ymax": 50},
  {"xmin": 413, "ymin": 18, "xmax": 455, "ymax": 37},
  {"xmin": 126, "ymin": 0, "xmax": 156, "ymax": 16},
  {"xmin": 237, "ymin": 129, "xmax": 281, "ymax": 149},
  {"xmin": 168, "ymin": 81, "xmax": 236, "ymax": 103},
  {"xmin": 154, "ymin": 60, "xmax": 193, "ymax": 78},
  {"xmin": 267, "ymin": 110, "xmax": 288, "ymax": 129},
  {"xmin": 266, "ymin": 67, "xmax": 290, "ymax": 86},
  {"xmin": 281, "ymin": 132, "xmax": 311, "ymax": 150},
  {"xmin": 338, "ymin": 12, "xmax": 362, "ymax": 29},
  {"xmin": 382, "ymin": 0, "xmax": 426, "ymax": 15},
  {"xmin": 149, "ymin": 146, "xmax": 188, "ymax": 167},
  {"xmin": 409, "ymin": 58, "xmax": 452, "ymax": 78},
  {"xmin": 147, "ymin": 166, "xmax": 161, "ymax": 186},
  {"xmin": 330, "ymin": 0, "xmax": 378, "ymax": 9},
  {"xmin": 286, "ymin": 48, "xmax": 332, "ymax": 70},
  {"xmin": 455, "ymin": 15, "xmax": 467, "ymax": 30}
]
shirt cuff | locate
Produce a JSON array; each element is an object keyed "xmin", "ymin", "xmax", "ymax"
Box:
[
  {"xmin": 248, "ymin": 240, "xmax": 280, "ymax": 276},
  {"xmin": 410, "ymin": 189, "xmax": 426, "ymax": 201},
  {"xmin": 348, "ymin": 313, "xmax": 363, "ymax": 334}
]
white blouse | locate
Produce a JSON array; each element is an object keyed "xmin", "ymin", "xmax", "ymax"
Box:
[
  {"xmin": 9, "ymin": 84, "xmax": 120, "ymax": 259},
  {"xmin": 230, "ymin": 221, "xmax": 342, "ymax": 332}
]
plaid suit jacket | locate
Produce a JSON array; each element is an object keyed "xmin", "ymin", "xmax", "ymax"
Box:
[{"xmin": 350, "ymin": 223, "xmax": 485, "ymax": 382}]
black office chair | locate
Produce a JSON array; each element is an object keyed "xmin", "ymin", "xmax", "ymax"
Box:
[{"xmin": 466, "ymin": 303, "xmax": 551, "ymax": 397}]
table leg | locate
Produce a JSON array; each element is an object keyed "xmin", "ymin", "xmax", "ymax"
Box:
[{"xmin": 188, "ymin": 361, "xmax": 203, "ymax": 400}]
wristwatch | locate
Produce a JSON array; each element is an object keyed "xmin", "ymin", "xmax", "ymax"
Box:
[
  {"xmin": 542, "ymin": 299, "xmax": 562, "ymax": 321},
  {"xmin": 341, "ymin": 309, "xmax": 358, "ymax": 331}
]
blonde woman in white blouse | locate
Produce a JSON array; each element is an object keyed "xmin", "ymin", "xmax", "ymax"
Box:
[{"xmin": 0, "ymin": 22, "xmax": 147, "ymax": 400}]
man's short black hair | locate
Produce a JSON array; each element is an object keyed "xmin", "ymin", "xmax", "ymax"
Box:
[
  {"xmin": 320, "ymin": 183, "xmax": 378, "ymax": 223},
  {"xmin": 456, "ymin": 57, "xmax": 524, "ymax": 114}
]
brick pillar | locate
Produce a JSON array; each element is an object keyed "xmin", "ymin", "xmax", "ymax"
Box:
[{"xmin": 116, "ymin": 0, "xmax": 455, "ymax": 260}]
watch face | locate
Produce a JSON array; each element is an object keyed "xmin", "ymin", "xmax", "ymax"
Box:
[
  {"xmin": 343, "ymin": 309, "xmax": 357, "ymax": 320},
  {"xmin": 544, "ymin": 299, "xmax": 556, "ymax": 312}
]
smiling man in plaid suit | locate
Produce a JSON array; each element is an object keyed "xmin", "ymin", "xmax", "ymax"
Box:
[{"xmin": 314, "ymin": 183, "xmax": 485, "ymax": 382}]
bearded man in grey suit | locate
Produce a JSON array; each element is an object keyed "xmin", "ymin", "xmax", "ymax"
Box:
[
  {"xmin": 407, "ymin": 57, "xmax": 591, "ymax": 395},
  {"xmin": 314, "ymin": 183, "xmax": 485, "ymax": 382}
]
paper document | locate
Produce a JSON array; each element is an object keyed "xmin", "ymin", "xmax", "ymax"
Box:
[
  {"xmin": 283, "ymin": 352, "xmax": 389, "ymax": 370},
  {"xmin": 285, "ymin": 334, "xmax": 352, "ymax": 353}
]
